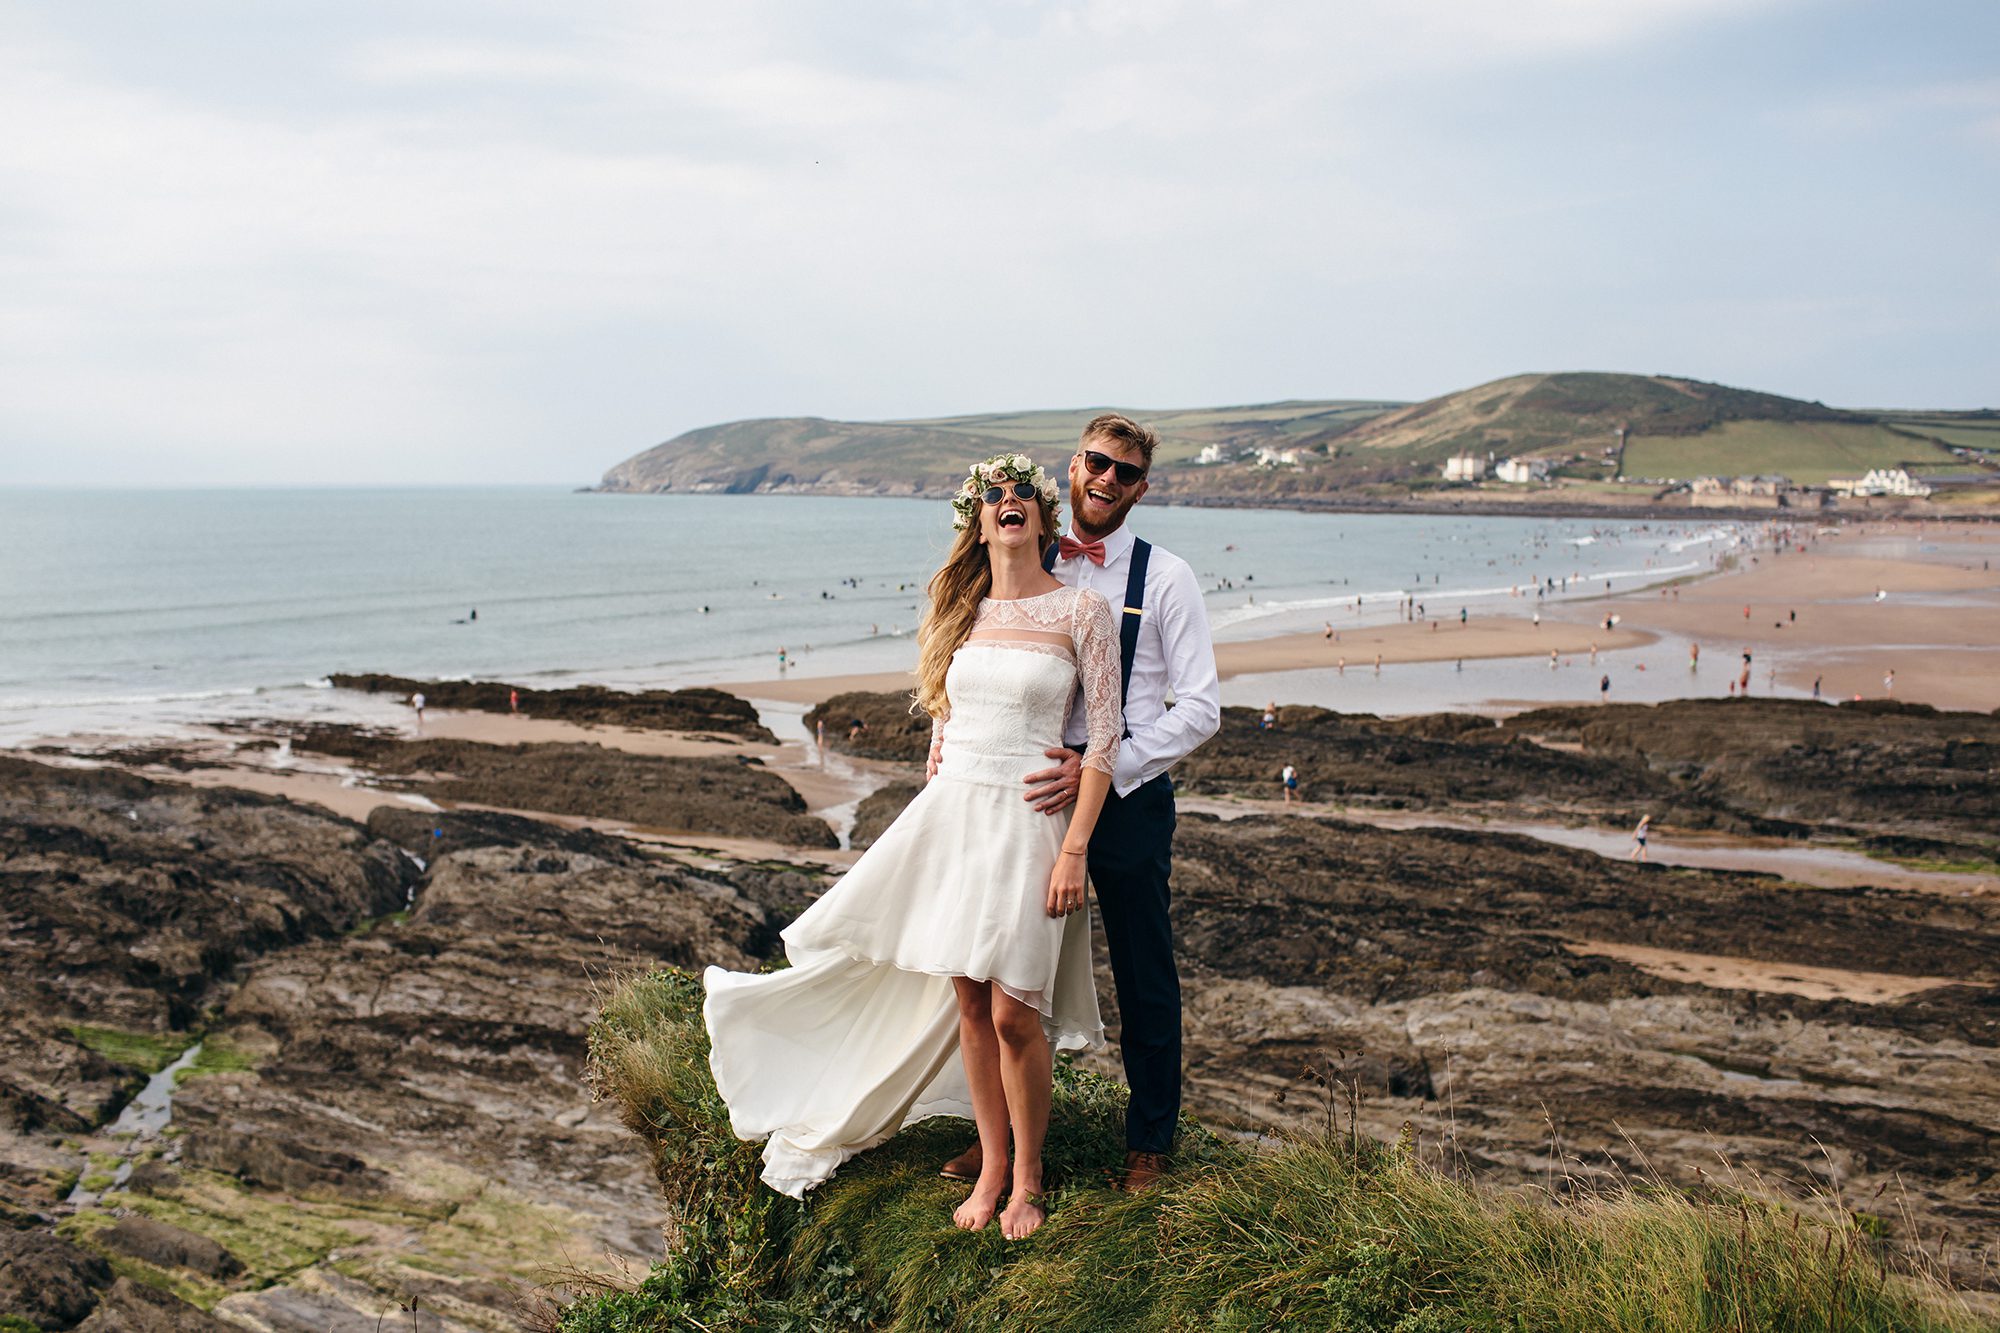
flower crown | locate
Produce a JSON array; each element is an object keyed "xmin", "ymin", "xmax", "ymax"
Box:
[{"xmin": 950, "ymin": 453, "xmax": 1062, "ymax": 533}]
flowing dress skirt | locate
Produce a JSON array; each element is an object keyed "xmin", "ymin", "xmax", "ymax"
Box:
[{"xmin": 704, "ymin": 766, "xmax": 1104, "ymax": 1197}]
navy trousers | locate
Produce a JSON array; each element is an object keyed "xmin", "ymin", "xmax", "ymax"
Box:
[{"xmin": 1087, "ymin": 773, "xmax": 1180, "ymax": 1154}]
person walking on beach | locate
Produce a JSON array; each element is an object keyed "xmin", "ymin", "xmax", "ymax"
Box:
[
  {"xmin": 1740, "ymin": 649, "xmax": 1752, "ymax": 693},
  {"xmin": 1280, "ymin": 763, "xmax": 1298, "ymax": 805},
  {"xmin": 508, "ymin": 688, "xmax": 519, "ymax": 714},
  {"xmin": 1689, "ymin": 642, "xmax": 1700, "ymax": 671},
  {"xmin": 1599, "ymin": 673, "xmax": 1610, "ymax": 703},
  {"xmin": 1813, "ymin": 674, "xmax": 1822, "ymax": 701},
  {"xmin": 979, "ymin": 414, "xmax": 1222, "ymax": 1195},
  {"xmin": 703, "ymin": 452, "xmax": 1123, "ymax": 1239},
  {"xmin": 1630, "ymin": 814, "xmax": 1651, "ymax": 862},
  {"xmin": 1884, "ymin": 668, "xmax": 1895, "ymax": 696},
  {"xmin": 410, "ymin": 691, "xmax": 425, "ymax": 731}
]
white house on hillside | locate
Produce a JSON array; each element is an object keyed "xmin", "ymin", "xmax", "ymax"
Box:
[
  {"xmin": 1495, "ymin": 457, "xmax": 1549, "ymax": 484},
  {"xmin": 1442, "ymin": 453, "xmax": 1487, "ymax": 482},
  {"xmin": 1254, "ymin": 447, "xmax": 1299, "ymax": 468},
  {"xmin": 1829, "ymin": 467, "xmax": 1932, "ymax": 498},
  {"xmin": 1195, "ymin": 444, "xmax": 1226, "ymax": 465}
]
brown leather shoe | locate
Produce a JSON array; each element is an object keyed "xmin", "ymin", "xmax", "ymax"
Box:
[
  {"xmin": 940, "ymin": 1142, "xmax": 984, "ymax": 1182},
  {"xmin": 1120, "ymin": 1150, "xmax": 1170, "ymax": 1192}
]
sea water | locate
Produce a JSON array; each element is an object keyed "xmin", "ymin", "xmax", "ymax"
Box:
[{"xmin": 0, "ymin": 487, "xmax": 1739, "ymax": 743}]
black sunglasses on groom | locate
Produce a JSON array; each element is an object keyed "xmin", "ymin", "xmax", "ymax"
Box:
[{"xmin": 1079, "ymin": 449, "xmax": 1147, "ymax": 487}]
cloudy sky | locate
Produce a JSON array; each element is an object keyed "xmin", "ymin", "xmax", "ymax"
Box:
[{"xmin": 3, "ymin": 1, "xmax": 1995, "ymax": 486}]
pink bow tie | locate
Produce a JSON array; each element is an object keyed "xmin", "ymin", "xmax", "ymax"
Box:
[{"xmin": 1058, "ymin": 535, "xmax": 1106, "ymax": 565}]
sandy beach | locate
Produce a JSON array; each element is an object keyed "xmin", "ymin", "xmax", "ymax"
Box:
[
  {"xmin": 724, "ymin": 519, "xmax": 2000, "ymax": 716},
  {"xmin": 721, "ymin": 618, "xmax": 1657, "ymax": 704},
  {"xmin": 1550, "ymin": 521, "xmax": 2000, "ymax": 712}
]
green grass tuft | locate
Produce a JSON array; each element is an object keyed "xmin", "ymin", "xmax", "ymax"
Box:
[
  {"xmin": 66, "ymin": 1024, "xmax": 196, "ymax": 1075},
  {"xmin": 174, "ymin": 1036, "xmax": 258, "ymax": 1085},
  {"xmin": 563, "ymin": 968, "xmax": 1993, "ymax": 1332}
]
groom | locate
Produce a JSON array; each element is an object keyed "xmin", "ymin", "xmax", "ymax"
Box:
[{"xmin": 943, "ymin": 412, "xmax": 1221, "ymax": 1192}]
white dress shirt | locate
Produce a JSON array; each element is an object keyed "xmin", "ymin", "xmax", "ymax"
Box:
[{"xmin": 1051, "ymin": 524, "xmax": 1221, "ymax": 796}]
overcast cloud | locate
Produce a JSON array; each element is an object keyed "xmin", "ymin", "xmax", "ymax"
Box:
[{"xmin": 2, "ymin": 0, "xmax": 1995, "ymax": 485}]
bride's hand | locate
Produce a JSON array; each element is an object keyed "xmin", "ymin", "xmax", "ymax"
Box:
[{"xmin": 1046, "ymin": 848, "xmax": 1087, "ymax": 918}]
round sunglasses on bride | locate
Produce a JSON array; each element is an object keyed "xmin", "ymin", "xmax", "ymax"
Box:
[{"xmin": 981, "ymin": 480, "xmax": 1040, "ymax": 505}]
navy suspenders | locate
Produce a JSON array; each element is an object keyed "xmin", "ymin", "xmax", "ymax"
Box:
[
  {"xmin": 1045, "ymin": 536, "xmax": 1152, "ymax": 732},
  {"xmin": 1118, "ymin": 539, "xmax": 1151, "ymax": 709}
]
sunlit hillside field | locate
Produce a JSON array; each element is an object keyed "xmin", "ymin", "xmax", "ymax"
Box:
[{"xmin": 1622, "ymin": 420, "xmax": 1959, "ymax": 485}]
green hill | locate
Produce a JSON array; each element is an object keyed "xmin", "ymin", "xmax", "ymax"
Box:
[
  {"xmin": 596, "ymin": 400, "xmax": 1396, "ymax": 497},
  {"xmin": 597, "ymin": 374, "xmax": 1994, "ymax": 504}
]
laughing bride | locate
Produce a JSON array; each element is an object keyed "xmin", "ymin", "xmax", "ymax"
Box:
[{"xmin": 703, "ymin": 452, "xmax": 1120, "ymax": 1240}]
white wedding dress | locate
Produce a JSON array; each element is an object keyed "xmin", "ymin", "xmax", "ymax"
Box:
[{"xmin": 704, "ymin": 584, "xmax": 1122, "ymax": 1197}]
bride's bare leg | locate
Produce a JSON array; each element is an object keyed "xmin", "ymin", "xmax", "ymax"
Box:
[
  {"xmin": 990, "ymin": 990, "xmax": 1051, "ymax": 1240},
  {"xmin": 950, "ymin": 978, "xmax": 1010, "ymax": 1230}
]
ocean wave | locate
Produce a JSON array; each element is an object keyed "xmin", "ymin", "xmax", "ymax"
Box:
[
  {"xmin": 0, "ymin": 685, "xmax": 267, "ymax": 712},
  {"xmin": 1205, "ymin": 560, "xmax": 1706, "ymax": 635}
]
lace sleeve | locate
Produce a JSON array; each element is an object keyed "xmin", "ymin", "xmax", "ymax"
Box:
[
  {"xmin": 1072, "ymin": 588, "xmax": 1122, "ymax": 776},
  {"xmin": 928, "ymin": 709, "xmax": 948, "ymax": 773}
]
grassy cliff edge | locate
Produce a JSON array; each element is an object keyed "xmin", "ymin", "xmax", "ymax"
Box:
[{"xmin": 566, "ymin": 969, "xmax": 1991, "ymax": 1332}]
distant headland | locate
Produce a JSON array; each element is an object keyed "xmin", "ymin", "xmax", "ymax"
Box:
[{"xmin": 595, "ymin": 371, "xmax": 1999, "ymax": 518}]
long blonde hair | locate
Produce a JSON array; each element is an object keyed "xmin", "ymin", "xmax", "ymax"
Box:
[{"xmin": 913, "ymin": 487, "xmax": 1061, "ymax": 719}]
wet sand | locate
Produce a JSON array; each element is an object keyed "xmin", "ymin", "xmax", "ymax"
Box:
[
  {"xmin": 1548, "ymin": 521, "xmax": 2000, "ymax": 712},
  {"xmin": 1177, "ymin": 793, "xmax": 1998, "ymax": 898},
  {"xmin": 1562, "ymin": 939, "xmax": 1965, "ymax": 1005},
  {"xmin": 726, "ymin": 521, "xmax": 2000, "ymax": 716},
  {"xmin": 722, "ymin": 620, "xmax": 1654, "ymax": 703}
]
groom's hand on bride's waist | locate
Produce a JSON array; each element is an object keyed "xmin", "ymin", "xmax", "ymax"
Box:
[{"xmin": 1024, "ymin": 747, "xmax": 1081, "ymax": 814}]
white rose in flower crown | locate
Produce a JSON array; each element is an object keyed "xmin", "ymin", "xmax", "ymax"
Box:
[{"xmin": 948, "ymin": 452, "xmax": 1062, "ymax": 533}]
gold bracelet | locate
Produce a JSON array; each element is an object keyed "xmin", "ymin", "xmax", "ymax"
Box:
[{"xmin": 1060, "ymin": 846, "xmax": 1088, "ymax": 857}]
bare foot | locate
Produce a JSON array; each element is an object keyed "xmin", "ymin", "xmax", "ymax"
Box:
[
  {"xmin": 952, "ymin": 1176, "xmax": 1005, "ymax": 1231},
  {"xmin": 999, "ymin": 1192, "xmax": 1046, "ymax": 1240}
]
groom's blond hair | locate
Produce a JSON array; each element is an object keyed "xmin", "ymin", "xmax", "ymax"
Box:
[{"xmin": 1081, "ymin": 413, "xmax": 1158, "ymax": 466}]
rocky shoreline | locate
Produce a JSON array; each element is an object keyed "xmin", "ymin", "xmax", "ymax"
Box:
[
  {"xmin": 326, "ymin": 676, "xmax": 776, "ymax": 742},
  {"xmin": 0, "ymin": 758, "xmax": 826, "ymax": 1330},
  {"xmin": 289, "ymin": 724, "xmax": 838, "ymax": 848},
  {"xmin": 4, "ymin": 691, "xmax": 1997, "ymax": 1325}
]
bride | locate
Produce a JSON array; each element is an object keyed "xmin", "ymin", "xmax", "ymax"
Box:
[{"xmin": 703, "ymin": 452, "xmax": 1121, "ymax": 1239}]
